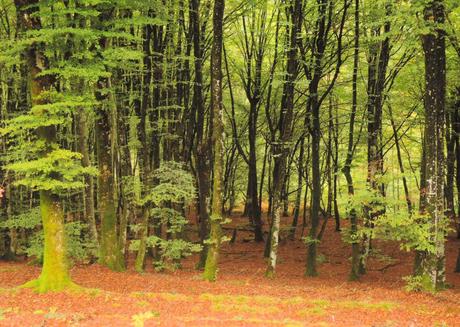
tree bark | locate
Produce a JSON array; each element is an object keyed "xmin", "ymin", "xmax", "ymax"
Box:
[
  {"xmin": 14, "ymin": 0, "xmax": 74, "ymax": 292},
  {"xmin": 203, "ymin": 0, "xmax": 225, "ymax": 281},
  {"xmin": 418, "ymin": 0, "xmax": 446, "ymax": 290},
  {"xmin": 343, "ymin": 0, "xmax": 360, "ymax": 281},
  {"xmin": 265, "ymin": 0, "xmax": 302, "ymax": 278}
]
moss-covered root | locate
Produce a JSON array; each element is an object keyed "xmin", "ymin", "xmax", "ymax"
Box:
[{"xmin": 21, "ymin": 277, "xmax": 80, "ymax": 293}]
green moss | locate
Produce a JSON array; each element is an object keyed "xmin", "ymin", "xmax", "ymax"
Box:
[
  {"xmin": 203, "ymin": 243, "xmax": 219, "ymax": 281},
  {"xmin": 338, "ymin": 300, "xmax": 397, "ymax": 311},
  {"xmin": 21, "ymin": 191, "xmax": 78, "ymax": 293},
  {"xmin": 211, "ymin": 302, "xmax": 281, "ymax": 315},
  {"xmin": 98, "ymin": 203, "xmax": 125, "ymax": 272},
  {"xmin": 265, "ymin": 266, "xmax": 275, "ymax": 279},
  {"xmin": 297, "ymin": 307, "xmax": 326, "ymax": 316}
]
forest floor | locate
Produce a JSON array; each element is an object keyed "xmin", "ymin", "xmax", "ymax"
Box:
[{"xmin": 0, "ymin": 214, "xmax": 459, "ymax": 326}]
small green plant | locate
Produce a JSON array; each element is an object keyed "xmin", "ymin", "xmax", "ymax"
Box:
[
  {"xmin": 27, "ymin": 221, "xmax": 98, "ymax": 265},
  {"xmin": 130, "ymin": 162, "xmax": 202, "ymax": 271},
  {"xmin": 402, "ymin": 275, "xmax": 428, "ymax": 292},
  {"xmin": 0, "ymin": 208, "xmax": 97, "ymax": 264}
]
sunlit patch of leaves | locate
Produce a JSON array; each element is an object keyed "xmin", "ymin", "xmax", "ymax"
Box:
[{"xmin": 131, "ymin": 311, "xmax": 159, "ymax": 327}]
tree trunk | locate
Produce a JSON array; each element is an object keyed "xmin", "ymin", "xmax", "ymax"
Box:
[
  {"xmin": 361, "ymin": 3, "xmax": 391, "ymax": 274},
  {"xmin": 190, "ymin": 0, "xmax": 211, "ymax": 270},
  {"xmin": 203, "ymin": 0, "xmax": 225, "ymax": 281},
  {"xmin": 135, "ymin": 14, "xmax": 154, "ymax": 273},
  {"xmin": 14, "ymin": 0, "xmax": 74, "ymax": 292},
  {"xmin": 388, "ymin": 104, "xmax": 412, "ymax": 214},
  {"xmin": 343, "ymin": 0, "xmax": 360, "ymax": 281},
  {"xmin": 265, "ymin": 0, "xmax": 302, "ymax": 278},
  {"xmin": 76, "ymin": 109, "xmax": 98, "ymax": 249},
  {"xmin": 290, "ymin": 137, "xmax": 305, "ymax": 239},
  {"xmin": 418, "ymin": 0, "xmax": 446, "ymax": 291},
  {"xmin": 95, "ymin": 102, "xmax": 124, "ymax": 271}
]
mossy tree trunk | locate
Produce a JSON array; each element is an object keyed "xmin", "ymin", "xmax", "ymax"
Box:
[
  {"xmin": 76, "ymin": 109, "xmax": 98, "ymax": 251},
  {"xmin": 29, "ymin": 190, "xmax": 72, "ymax": 292},
  {"xmin": 14, "ymin": 0, "xmax": 74, "ymax": 292},
  {"xmin": 94, "ymin": 7, "xmax": 125, "ymax": 272},
  {"xmin": 134, "ymin": 16, "xmax": 153, "ymax": 273},
  {"xmin": 203, "ymin": 0, "xmax": 225, "ymax": 282},
  {"xmin": 95, "ymin": 101, "xmax": 125, "ymax": 272}
]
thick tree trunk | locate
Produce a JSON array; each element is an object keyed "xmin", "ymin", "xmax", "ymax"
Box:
[
  {"xmin": 93, "ymin": 6, "xmax": 125, "ymax": 272},
  {"xmin": 15, "ymin": 0, "xmax": 74, "ymax": 292},
  {"xmin": 95, "ymin": 104, "xmax": 124, "ymax": 271},
  {"xmin": 418, "ymin": 0, "xmax": 446, "ymax": 291},
  {"xmin": 28, "ymin": 191, "xmax": 72, "ymax": 292}
]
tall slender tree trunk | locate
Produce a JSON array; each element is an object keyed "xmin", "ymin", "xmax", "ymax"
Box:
[
  {"xmin": 290, "ymin": 137, "xmax": 305, "ymax": 239},
  {"xmin": 265, "ymin": 0, "xmax": 302, "ymax": 278},
  {"xmin": 76, "ymin": 110, "xmax": 98, "ymax": 249},
  {"xmin": 190, "ymin": 0, "xmax": 211, "ymax": 270},
  {"xmin": 453, "ymin": 88, "xmax": 460, "ymax": 239},
  {"xmin": 135, "ymin": 17, "xmax": 154, "ymax": 272},
  {"xmin": 203, "ymin": 0, "xmax": 225, "ymax": 281},
  {"xmin": 343, "ymin": 0, "xmax": 360, "ymax": 281},
  {"xmin": 93, "ymin": 6, "xmax": 125, "ymax": 272},
  {"xmin": 361, "ymin": 4, "xmax": 391, "ymax": 274},
  {"xmin": 95, "ymin": 100, "xmax": 124, "ymax": 271},
  {"xmin": 388, "ymin": 104, "xmax": 412, "ymax": 214}
]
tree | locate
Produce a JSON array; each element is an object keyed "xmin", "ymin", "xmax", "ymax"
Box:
[
  {"xmin": 203, "ymin": 0, "xmax": 226, "ymax": 281},
  {"xmin": 265, "ymin": 0, "xmax": 302, "ymax": 278},
  {"xmin": 2, "ymin": 0, "xmax": 96, "ymax": 292},
  {"xmin": 417, "ymin": 0, "xmax": 447, "ymax": 291}
]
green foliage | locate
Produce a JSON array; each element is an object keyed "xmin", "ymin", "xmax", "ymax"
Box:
[
  {"xmin": 0, "ymin": 207, "xmax": 97, "ymax": 264},
  {"xmin": 0, "ymin": 208, "xmax": 41, "ymax": 230},
  {"xmin": 26, "ymin": 221, "xmax": 98, "ymax": 265},
  {"xmin": 131, "ymin": 162, "xmax": 201, "ymax": 271},
  {"xmin": 131, "ymin": 237, "xmax": 201, "ymax": 271},
  {"xmin": 5, "ymin": 149, "xmax": 97, "ymax": 192},
  {"xmin": 402, "ymin": 275, "xmax": 432, "ymax": 292},
  {"xmin": 140, "ymin": 161, "xmax": 196, "ymax": 206}
]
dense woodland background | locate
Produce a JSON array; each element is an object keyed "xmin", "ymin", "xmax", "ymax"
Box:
[{"xmin": 0, "ymin": 0, "xmax": 459, "ymax": 293}]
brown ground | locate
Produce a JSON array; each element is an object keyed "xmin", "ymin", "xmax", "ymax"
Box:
[{"xmin": 0, "ymin": 215, "xmax": 459, "ymax": 326}]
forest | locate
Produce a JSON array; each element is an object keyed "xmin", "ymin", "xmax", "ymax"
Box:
[{"xmin": 0, "ymin": 0, "xmax": 459, "ymax": 325}]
